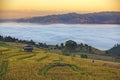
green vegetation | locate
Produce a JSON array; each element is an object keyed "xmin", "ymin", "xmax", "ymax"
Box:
[
  {"xmin": 39, "ymin": 63, "xmax": 55, "ymax": 76},
  {"xmin": 69, "ymin": 64, "xmax": 90, "ymax": 75},
  {"xmin": 0, "ymin": 42, "xmax": 12, "ymax": 49},
  {"xmin": 39, "ymin": 62, "xmax": 89, "ymax": 76},
  {"xmin": 0, "ymin": 60, "xmax": 8, "ymax": 80},
  {"xmin": 36, "ymin": 54, "xmax": 49, "ymax": 62},
  {"xmin": 0, "ymin": 36, "xmax": 120, "ymax": 80},
  {"xmin": 80, "ymin": 54, "xmax": 88, "ymax": 58},
  {"xmin": 106, "ymin": 44, "xmax": 120, "ymax": 57},
  {"xmin": 7, "ymin": 53, "xmax": 27, "ymax": 59},
  {"xmin": 0, "ymin": 35, "xmax": 105, "ymax": 55},
  {"xmin": 17, "ymin": 53, "xmax": 36, "ymax": 60},
  {"xmin": 65, "ymin": 40, "xmax": 77, "ymax": 53}
]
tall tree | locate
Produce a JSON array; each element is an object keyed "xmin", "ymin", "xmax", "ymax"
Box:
[{"xmin": 65, "ymin": 40, "xmax": 77, "ymax": 53}]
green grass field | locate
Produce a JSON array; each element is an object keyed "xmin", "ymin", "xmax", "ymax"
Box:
[{"xmin": 0, "ymin": 42, "xmax": 120, "ymax": 80}]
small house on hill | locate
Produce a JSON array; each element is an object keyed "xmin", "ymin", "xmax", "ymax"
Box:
[{"xmin": 23, "ymin": 44, "xmax": 33, "ymax": 52}]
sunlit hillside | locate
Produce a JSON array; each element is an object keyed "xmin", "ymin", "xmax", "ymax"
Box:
[{"xmin": 0, "ymin": 42, "xmax": 120, "ymax": 80}]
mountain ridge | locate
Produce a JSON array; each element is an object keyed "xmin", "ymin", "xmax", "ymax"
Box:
[{"xmin": 1, "ymin": 12, "xmax": 120, "ymax": 24}]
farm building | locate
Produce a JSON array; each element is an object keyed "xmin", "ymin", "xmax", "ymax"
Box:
[{"xmin": 23, "ymin": 44, "xmax": 33, "ymax": 52}]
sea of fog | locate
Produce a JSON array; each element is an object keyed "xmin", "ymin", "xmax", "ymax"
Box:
[{"xmin": 0, "ymin": 23, "xmax": 120, "ymax": 50}]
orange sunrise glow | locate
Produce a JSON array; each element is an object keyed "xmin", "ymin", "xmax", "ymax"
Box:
[{"xmin": 0, "ymin": 0, "xmax": 120, "ymax": 19}]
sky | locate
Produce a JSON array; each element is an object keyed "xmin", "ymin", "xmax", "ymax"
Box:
[{"xmin": 0, "ymin": 0, "xmax": 120, "ymax": 19}]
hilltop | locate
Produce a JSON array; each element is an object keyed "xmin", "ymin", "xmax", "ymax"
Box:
[
  {"xmin": 0, "ymin": 12, "xmax": 120, "ymax": 24},
  {"xmin": 0, "ymin": 41, "xmax": 120, "ymax": 80},
  {"xmin": 106, "ymin": 44, "xmax": 120, "ymax": 58},
  {"xmin": 0, "ymin": 35, "xmax": 119, "ymax": 62}
]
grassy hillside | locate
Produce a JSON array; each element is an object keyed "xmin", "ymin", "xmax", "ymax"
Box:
[{"xmin": 0, "ymin": 42, "xmax": 120, "ymax": 80}]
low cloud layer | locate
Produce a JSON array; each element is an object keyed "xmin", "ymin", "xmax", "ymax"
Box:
[{"xmin": 0, "ymin": 23, "xmax": 120, "ymax": 50}]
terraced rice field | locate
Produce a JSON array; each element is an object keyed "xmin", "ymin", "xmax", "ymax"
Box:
[{"xmin": 0, "ymin": 42, "xmax": 120, "ymax": 80}]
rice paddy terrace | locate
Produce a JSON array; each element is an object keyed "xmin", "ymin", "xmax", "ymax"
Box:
[{"xmin": 0, "ymin": 42, "xmax": 120, "ymax": 80}]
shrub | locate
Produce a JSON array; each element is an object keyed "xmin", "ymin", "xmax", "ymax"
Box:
[{"xmin": 80, "ymin": 54, "xmax": 88, "ymax": 58}]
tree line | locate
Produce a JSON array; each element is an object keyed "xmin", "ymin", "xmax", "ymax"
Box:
[
  {"xmin": 0, "ymin": 35, "xmax": 94, "ymax": 55},
  {"xmin": 106, "ymin": 44, "xmax": 120, "ymax": 58}
]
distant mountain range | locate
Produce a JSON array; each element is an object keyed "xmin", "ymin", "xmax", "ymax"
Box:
[{"xmin": 1, "ymin": 12, "xmax": 120, "ymax": 24}]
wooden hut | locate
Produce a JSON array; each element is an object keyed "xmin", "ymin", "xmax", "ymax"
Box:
[{"xmin": 23, "ymin": 44, "xmax": 33, "ymax": 52}]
